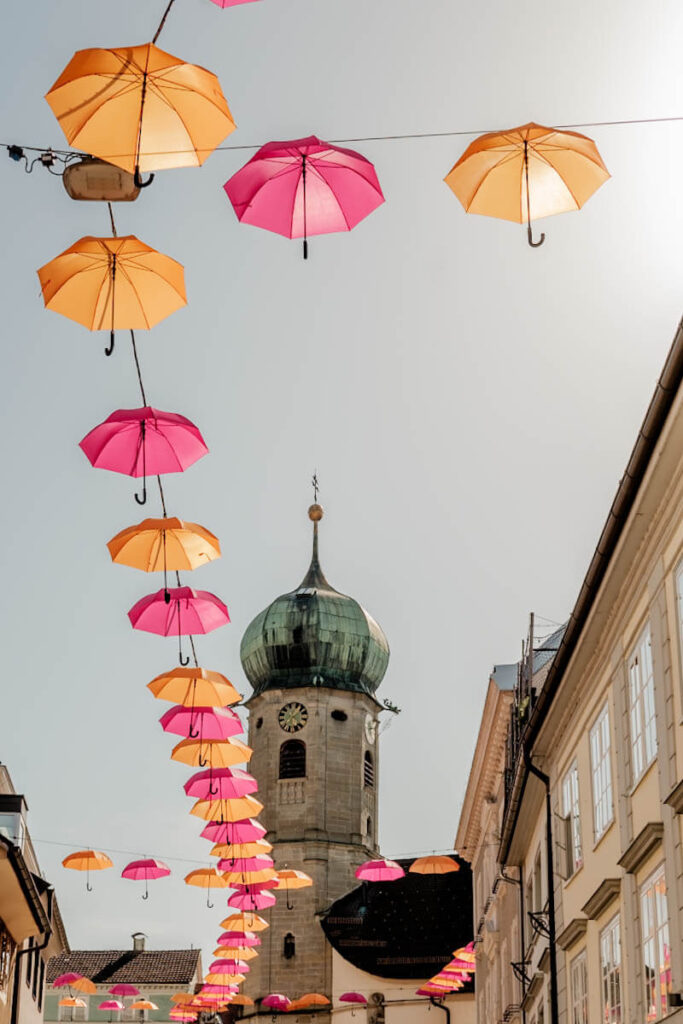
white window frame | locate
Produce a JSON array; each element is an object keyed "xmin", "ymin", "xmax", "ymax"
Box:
[
  {"xmin": 640, "ymin": 864, "xmax": 670, "ymax": 1022},
  {"xmin": 562, "ymin": 760, "xmax": 582, "ymax": 875},
  {"xmin": 590, "ymin": 703, "xmax": 613, "ymax": 841},
  {"xmin": 570, "ymin": 951, "xmax": 588, "ymax": 1024},
  {"xmin": 600, "ymin": 914, "xmax": 622, "ymax": 1024},
  {"xmin": 628, "ymin": 626, "xmax": 657, "ymax": 784}
]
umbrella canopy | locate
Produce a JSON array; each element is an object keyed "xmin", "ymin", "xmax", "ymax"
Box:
[
  {"xmin": 209, "ymin": 960, "xmax": 250, "ymax": 974},
  {"xmin": 80, "ymin": 407, "xmax": 208, "ymax": 484},
  {"xmin": 228, "ymin": 996, "xmax": 254, "ymax": 1007},
  {"xmin": 220, "ymin": 868, "xmax": 277, "ymax": 887},
  {"xmin": 129, "ymin": 587, "xmax": 229, "ymax": 636},
  {"xmin": 46, "ymin": 43, "xmax": 235, "ymax": 179},
  {"xmin": 70, "ymin": 979, "xmax": 96, "ymax": 995},
  {"xmin": 108, "ymin": 518, "xmax": 220, "ymax": 574},
  {"xmin": 201, "ymin": 818, "xmax": 264, "ymax": 844},
  {"xmin": 219, "ymin": 912, "xmax": 269, "ymax": 932},
  {"xmin": 58, "ymin": 999, "xmax": 87, "ymax": 1008},
  {"xmin": 204, "ymin": 973, "xmax": 245, "ymax": 987},
  {"xmin": 163, "ymin": 706, "xmax": 242, "ymax": 741},
  {"xmin": 224, "ymin": 135, "xmax": 384, "ymax": 258},
  {"xmin": 274, "ymin": 869, "xmax": 312, "ymax": 890},
  {"xmin": 38, "ymin": 236, "xmax": 185, "ymax": 353},
  {"xmin": 409, "ymin": 855, "xmax": 460, "ymax": 875},
  {"xmin": 218, "ymin": 854, "xmax": 274, "ymax": 873},
  {"xmin": 211, "ymin": 0, "xmax": 261, "ymax": 6},
  {"xmin": 339, "ymin": 993, "xmax": 367, "ymax": 1005},
  {"xmin": 444, "ymin": 122, "xmax": 610, "ymax": 246},
  {"xmin": 185, "ymin": 867, "xmax": 230, "ymax": 908},
  {"xmin": 98, "ymin": 1002, "xmax": 124, "ymax": 1011},
  {"xmin": 200, "ymin": 984, "xmax": 239, "ymax": 996},
  {"xmin": 53, "ymin": 975, "xmax": 84, "ymax": 989},
  {"xmin": 190, "ymin": 794, "xmax": 263, "ymax": 822},
  {"xmin": 62, "ymin": 850, "xmax": 113, "ymax": 891},
  {"xmin": 261, "ymin": 995, "xmax": 290, "ymax": 1011},
  {"xmin": 171, "ymin": 737, "xmax": 252, "ymax": 769},
  {"xmin": 109, "ymin": 985, "xmax": 140, "ymax": 997},
  {"xmin": 184, "ymin": 767, "xmax": 257, "ymax": 800},
  {"xmin": 121, "ymin": 858, "xmax": 170, "ymax": 899},
  {"xmin": 148, "ymin": 667, "xmax": 240, "ymax": 707},
  {"xmin": 211, "ymin": 839, "xmax": 272, "ymax": 859},
  {"xmin": 289, "ymin": 994, "xmax": 329, "ymax": 1010},
  {"xmin": 213, "ymin": 946, "xmax": 258, "ymax": 961},
  {"xmin": 355, "ymin": 858, "xmax": 404, "ymax": 882},
  {"xmin": 129, "ymin": 1001, "xmax": 158, "ymax": 1011},
  {"xmin": 227, "ymin": 889, "xmax": 275, "ymax": 910},
  {"xmin": 217, "ymin": 929, "xmax": 260, "ymax": 947}
]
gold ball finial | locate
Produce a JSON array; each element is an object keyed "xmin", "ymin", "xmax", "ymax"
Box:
[{"xmin": 308, "ymin": 503, "xmax": 324, "ymax": 522}]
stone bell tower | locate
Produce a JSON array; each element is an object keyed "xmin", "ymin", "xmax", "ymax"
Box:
[{"xmin": 239, "ymin": 503, "xmax": 390, "ymax": 1007}]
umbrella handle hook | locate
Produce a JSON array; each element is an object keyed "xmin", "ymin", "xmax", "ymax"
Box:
[
  {"xmin": 198, "ymin": 754, "xmax": 208, "ymax": 768},
  {"xmin": 86, "ymin": 881, "xmax": 93, "ymax": 893},
  {"xmin": 188, "ymin": 724, "xmax": 200, "ymax": 739},
  {"xmin": 527, "ymin": 224, "xmax": 546, "ymax": 248},
  {"xmin": 286, "ymin": 893, "xmax": 294, "ymax": 911},
  {"xmin": 134, "ymin": 167, "xmax": 155, "ymax": 189},
  {"xmin": 179, "ymin": 651, "xmax": 190, "ymax": 667},
  {"xmin": 208, "ymin": 781, "xmax": 218, "ymax": 796},
  {"xmin": 206, "ymin": 893, "xmax": 214, "ymax": 909},
  {"xmin": 134, "ymin": 480, "xmax": 147, "ymax": 505},
  {"xmin": 105, "ymin": 330, "xmax": 115, "ymax": 356},
  {"xmin": 142, "ymin": 890, "xmax": 149, "ymax": 900}
]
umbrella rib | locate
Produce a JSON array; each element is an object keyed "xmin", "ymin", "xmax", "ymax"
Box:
[
  {"xmin": 461, "ymin": 149, "xmax": 522, "ymax": 213},
  {"xmin": 526, "ymin": 143, "xmax": 583, "ymax": 209}
]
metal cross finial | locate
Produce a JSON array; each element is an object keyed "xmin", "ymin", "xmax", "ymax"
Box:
[{"xmin": 312, "ymin": 472, "xmax": 319, "ymax": 503}]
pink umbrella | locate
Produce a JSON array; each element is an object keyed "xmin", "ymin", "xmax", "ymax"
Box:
[
  {"xmin": 228, "ymin": 889, "xmax": 276, "ymax": 910},
  {"xmin": 53, "ymin": 974, "xmax": 84, "ymax": 989},
  {"xmin": 163, "ymin": 706, "xmax": 242, "ymax": 742},
  {"xmin": 108, "ymin": 986, "xmax": 140, "ymax": 997},
  {"xmin": 80, "ymin": 407, "xmax": 208, "ymax": 505},
  {"xmin": 184, "ymin": 767, "xmax": 253, "ymax": 801},
  {"xmin": 224, "ymin": 136, "xmax": 384, "ymax": 259},
  {"xmin": 340, "ymin": 992, "xmax": 367, "ymax": 1005},
  {"xmin": 200, "ymin": 985, "xmax": 239, "ymax": 996},
  {"xmin": 201, "ymin": 818, "xmax": 265, "ymax": 844},
  {"xmin": 230, "ymin": 877, "xmax": 278, "ymax": 891},
  {"xmin": 99, "ymin": 1001, "xmax": 124, "ymax": 1022},
  {"xmin": 262, "ymin": 995, "xmax": 290, "ymax": 1011},
  {"xmin": 210, "ymin": 0, "xmax": 261, "ymax": 5},
  {"xmin": 209, "ymin": 960, "xmax": 250, "ymax": 974},
  {"xmin": 129, "ymin": 587, "xmax": 229, "ymax": 666},
  {"xmin": 217, "ymin": 930, "xmax": 260, "ymax": 947},
  {"xmin": 121, "ymin": 858, "xmax": 171, "ymax": 900},
  {"xmin": 218, "ymin": 854, "xmax": 273, "ymax": 873},
  {"xmin": 355, "ymin": 859, "xmax": 405, "ymax": 882}
]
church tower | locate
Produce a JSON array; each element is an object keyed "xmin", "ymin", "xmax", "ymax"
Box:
[{"xmin": 239, "ymin": 503, "xmax": 390, "ymax": 1006}]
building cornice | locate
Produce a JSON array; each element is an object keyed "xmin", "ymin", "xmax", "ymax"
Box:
[
  {"xmin": 581, "ymin": 878, "xmax": 621, "ymax": 920},
  {"xmin": 664, "ymin": 779, "xmax": 683, "ymax": 814},
  {"xmin": 617, "ymin": 822, "xmax": 664, "ymax": 874},
  {"xmin": 556, "ymin": 918, "xmax": 588, "ymax": 950}
]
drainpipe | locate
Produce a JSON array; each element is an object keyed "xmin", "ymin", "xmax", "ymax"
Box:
[
  {"xmin": 522, "ymin": 749, "xmax": 558, "ymax": 1024},
  {"xmin": 10, "ymin": 886, "xmax": 53, "ymax": 1024},
  {"xmin": 429, "ymin": 998, "xmax": 450, "ymax": 1024},
  {"xmin": 499, "ymin": 868, "xmax": 527, "ymax": 1024}
]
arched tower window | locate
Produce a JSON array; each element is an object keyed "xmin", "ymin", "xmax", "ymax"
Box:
[
  {"xmin": 279, "ymin": 740, "xmax": 306, "ymax": 779},
  {"xmin": 364, "ymin": 751, "xmax": 374, "ymax": 788},
  {"xmin": 366, "ymin": 816, "xmax": 373, "ymax": 840},
  {"xmin": 283, "ymin": 933, "xmax": 295, "ymax": 959}
]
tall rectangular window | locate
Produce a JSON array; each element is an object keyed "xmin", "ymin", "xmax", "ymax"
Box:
[
  {"xmin": 600, "ymin": 915, "xmax": 622, "ymax": 1024},
  {"xmin": 628, "ymin": 626, "xmax": 657, "ymax": 782},
  {"xmin": 640, "ymin": 865, "xmax": 671, "ymax": 1021},
  {"xmin": 562, "ymin": 760, "xmax": 582, "ymax": 875},
  {"xmin": 570, "ymin": 952, "xmax": 588, "ymax": 1024},
  {"xmin": 590, "ymin": 704, "xmax": 613, "ymax": 840}
]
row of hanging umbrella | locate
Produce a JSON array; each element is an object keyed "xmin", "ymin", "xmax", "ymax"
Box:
[
  {"xmin": 53, "ymin": 975, "xmax": 159, "ymax": 1021},
  {"xmin": 415, "ymin": 942, "xmax": 477, "ymax": 999}
]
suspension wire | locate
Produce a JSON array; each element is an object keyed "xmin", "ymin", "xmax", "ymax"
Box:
[
  {"xmin": 152, "ymin": 0, "xmax": 178, "ymax": 44},
  {"xmin": 6, "ymin": 111, "xmax": 683, "ymax": 165},
  {"xmin": 107, "ymin": 202, "xmax": 117, "ymax": 236}
]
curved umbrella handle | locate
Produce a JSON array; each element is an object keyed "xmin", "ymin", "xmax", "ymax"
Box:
[
  {"xmin": 209, "ymin": 781, "xmax": 218, "ymax": 796},
  {"xmin": 134, "ymin": 167, "xmax": 155, "ymax": 189},
  {"xmin": 134, "ymin": 480, "xmax": 147, "ymax": 505},
  {"xmin": 179, "ymin": 652, "xmax": 190, "ymax": 666},
  {"xmin": 105, "ymin": 330, "xmax": 115, "ymax": 356},
  {"xmin": 142, "ymin": 878, "xmax": 149, "ymax": 900},
  {"xmin": 286, "ymin": 892, "xmax": 294, "ymax": 911},
  {"xmin": 142, "ymin": 890, "xmax": 149, "ymax": 900},
  {"xmin": 86, "ymin": 881, "xmax": 93, "ymax": 892},
  {"xmin": 206, "ymin": 892, "xmax": 214, "ymax": 909},
  {"xmin": 527, "ymin": 224, "xmax": 546, "ymax": 248}
]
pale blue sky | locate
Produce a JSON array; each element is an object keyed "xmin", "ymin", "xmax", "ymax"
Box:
[{"xmin": 2, "ymin": 0, "xmax": 683, "ymax": 964}]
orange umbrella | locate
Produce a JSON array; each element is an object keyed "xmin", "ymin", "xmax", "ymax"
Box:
[
  {"xmin": 130, "ymin": 1002, "xmax": 158, "ymax": 1012},
  {"xmin": 213, "ymin": 946, "xmax": 258, "ymax": 961},
  {"xmin": 109, "ymin": 518, "xmax": 220, "ymax": 573},
  {"xmin": 171, "ymin": 994, "xmax": 196, "ymax": 1005},
  {"xmin": 275, "ymin": 868, "xmax": 313, "ymax": 909},
  {"xmin": 452, "ymin": 945, "xmax": 476, "ymax": 964},
  {"xmin": 37, "ymin": 235, "xmax": 186, "ymax": 355},
  {"xmin": 222, "ymin": 867, "xmax": 277, "ymax": 886},
  {"xmin": 45, "ymin": 43, "xmax": 236, "ymax": 185},
  {"xmin": 70, "ymin": 978, "xmax": 97, "ymax": 995},
  {"xmin": 58, "ymin": 999, "xmax": 87, "ymax": 1008},
  {"xmin": 184, "ymin": 867, "xmax": 230, "ymax": 908},
  {"xmin": 190, "ymin": 794, "xmax": 263, "ymax": 822},
  {"xmin": 62, "ymin": 850, "xmax": 113, "ymax": 891},
  {"xmin": 148, "ymin": 667, "xmax": 241, "ymax": 708},
  {"xmin": 204, "ymin": 973, "xmax": 245, "ymax": 986},
  {"xmin": 409, "ymin": 856, "xmax": 460, "ymax": 875},
  {"xmin": 219, "ymin": 912, "xmax": 269, "ymax": 932},
  {"xmin": 229, "ymin": 995, "xmax": 254, "ymax": 1007},
  {"xmin": 289, "ymin": 994, "xmax": 330, "ymax": 1010},
  {"xmin": 171, "ymin": 736, "xmax": 253, "ymax": 768},
  {"xmin": 444, "ymin": 122, "xmax": 609, "ymax": 247},
  {"xmin": 210, "ymin": 839, "xmax": 273, "ymax": 859}
]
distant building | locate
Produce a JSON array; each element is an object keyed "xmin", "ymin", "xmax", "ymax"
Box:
[
  {"xmin": 0, "ymin": 764, "xmax": 69, "ymax": 1024},
  {"xmin": 457, "ymin": 316, "xmax": 683, "ymax": 1024},
  {"xmin": 237, "ymin": 504, "xmax": 475, "ymax": 1021},
  {"xmin": 45, "ymin": 935, "xmax": 201, "ymax": 1024}
]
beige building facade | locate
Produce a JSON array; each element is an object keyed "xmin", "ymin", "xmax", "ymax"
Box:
[{"xmin": 458, "ymin": 317, "xmax": 683, "ymax": 1024}]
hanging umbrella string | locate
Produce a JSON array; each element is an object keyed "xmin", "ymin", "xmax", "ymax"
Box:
[
  {"xmin": 152, "ymin": 0, "xmax": 177, "ymax": 44},
  {"xmin": 302, "ymin": 154, "xmax": 308, "ymax": 260},
  {"xmin": 105, "ymin": 254, "xmax": 116, "ymax": 356},
  {"xmin": 130, "ymin": 331, "xmax": 148, "ymax": 406}
]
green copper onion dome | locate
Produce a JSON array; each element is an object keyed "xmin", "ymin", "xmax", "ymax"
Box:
[{"xmin": 240, "ymin": 505, "xmax": 389, "ymax": 699}]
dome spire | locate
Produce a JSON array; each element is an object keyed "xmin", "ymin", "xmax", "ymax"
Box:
[{"xmin": 300, "ymin": 493, "xmax": 330, "ymax": 589}]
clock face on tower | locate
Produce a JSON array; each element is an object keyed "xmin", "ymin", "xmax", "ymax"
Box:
[{"xmin": 278, "ymin": 702, "xmax": 308, "ymax": 733}]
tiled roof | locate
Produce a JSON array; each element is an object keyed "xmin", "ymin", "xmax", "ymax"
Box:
[{"xmin": 47, "ymin": 950, "xmax": 200, "ymax": 986}]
